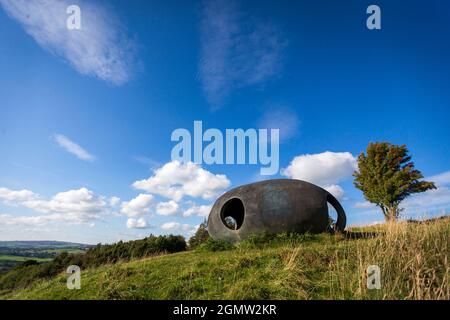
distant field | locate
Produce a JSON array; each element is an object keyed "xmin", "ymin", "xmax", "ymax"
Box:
[
  {"xmin": 0, "ymin": 242, "xmax": 90, "ymax": 274},
  {"xmin": 41, "ymin": 248, "xmax": 86, "ymax": 254},
  {"xmin": 0, "ymin": 255, "xmax": 52, "ymax": 263},
  {"xmin": 0, "ymin": 241, "xmax": 92, "ymax": 249},
  {"xmin": 0, "ymin": 255, "xmax": 53, "ymax": 274}
]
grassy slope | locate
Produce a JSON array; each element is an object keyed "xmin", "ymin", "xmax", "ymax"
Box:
[{"xmin": 2, "ymin": 218, "xmax": 449, "ymax": 300}]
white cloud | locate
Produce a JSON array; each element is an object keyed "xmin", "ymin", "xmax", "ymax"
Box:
[
  {"xmin": 54, "ymin": 134, "xmax": 95, "ymax": 161},
  {"xmin": 354, "ymin": 201, "xmax": 376, "ymax": 209},
  {"xmin": 199, "ymin": 0, "xmax": 286, "ymax": 108},
  {"xmin": 258, "ymin": 107, "xmax": 300, "ymax": 142},
  {"xmin": 156, "ymin": 200, "xmax": 180, "ymax": 216},
  {"xmin": 323, "ymin": 185, "xmax": 345, "ymax": 200},
  {"xmin": 403, "ymin": 186, "xmax": 450, "ymax": 213},
  {"xmin": 0, "ymin": 187, "xmax": 108, "ymax": 225},
  {"xmin": 133, "ymin": 161, "xmax": 230, "ymax": 202},
  {"xmin": 120, "ymin": 194, "xmax": 153, "ymax": 217},
  {"xmin": 182, "ymin": 202, "xmax": 212, "ymax": 218},
  {"xmin": 0, "ymin": 0, "xmax": 137, "ymax": 85},
  {"xmin": 161, "ymin": 222, "xmax": 181, "ymax": 231},
  {"xmin": 126, "ymin": 218, "xmax": 149, "ymax": 229},
  {"xmin": 281, "ymin": 151, "xmax": 356, "ymax": 200},
  {"xmin": 0, "ymin": 188, "xmax": 38, "ymax": 203},
  {"xmin": 427, "ymin": 171, "xmax": 450, "ymax": 187},
  {"xmin": 109, "ymin": 196, "xmax": 121, "ymax": 207},
  {"xmin": 161, "ymin": 222, "xmax": 198, "ymax": 235},
  {"xmin": 0, "ymin": 213, "xmax": 57, "ymax": 226},
  {"xmin": 282, "ymin": 152, "xmax": 357, "ymax": 185}
]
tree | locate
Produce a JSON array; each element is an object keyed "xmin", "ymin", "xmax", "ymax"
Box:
[
  {"xmin": 188, "ymin": 221, "xmax": 211, "ymax": 249},
  {"xmin": 353, "ymin": 142, "xmax": 436, "ymax": 221}
]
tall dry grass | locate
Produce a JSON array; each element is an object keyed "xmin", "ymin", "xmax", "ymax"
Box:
[{"xmin": 330, "ymin": 218, "xmax": 449, "ymax": 299}]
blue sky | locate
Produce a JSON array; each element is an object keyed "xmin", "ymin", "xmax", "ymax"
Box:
[{"xmin": 0, "ymin": 0, "xmax": 449, "ymax": 244}]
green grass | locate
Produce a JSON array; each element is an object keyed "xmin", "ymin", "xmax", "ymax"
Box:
[
  {"xmin": 0, "ymin": 255, "xmax": 52, "ymax": 263},
  {"xmin": 1, "ymin": 217, "xmax": 449, "ymax": 300}
]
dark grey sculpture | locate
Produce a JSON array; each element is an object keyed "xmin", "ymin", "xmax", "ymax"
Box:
[{"xmin": 207, "ymin": 179, "xmax": 346, "ymax": 243}]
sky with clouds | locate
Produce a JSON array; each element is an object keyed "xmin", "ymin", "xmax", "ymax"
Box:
[{"xmin": 0, "ymin": 0, "xmax": 449, "ymax": 244}]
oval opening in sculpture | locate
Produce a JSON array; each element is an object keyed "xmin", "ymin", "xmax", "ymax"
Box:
[
  {"xmin": 327, "ymin": 196, "xmax": 338, "ymax": 226},
  {"xmin": 326, "ymin": 192, "xmax": 346, "ymax": 231},
  {"xmin": 220, "ymin": 198, "xmax": 245, "ymax": 230}
]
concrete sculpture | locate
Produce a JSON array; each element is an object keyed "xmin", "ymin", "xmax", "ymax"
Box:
[{"xmin": 207, "ymin": 179, "xmax": 346, "ymax": 243}]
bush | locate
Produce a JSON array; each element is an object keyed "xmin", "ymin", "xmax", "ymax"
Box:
[
  {"xmin": 20, "ymin": 260, "xmax": 39, "ymax": 267},
  {"xmin": 238, "ymin": 231, "xmax": 322, "ymax": 248},
  {"xmin": 237, "ymin": 232, "xmax": 276, "ymax": 249},
  {"xmin": 198, "ymin": 238, "xmax": 234, "ymax": 252},
  {"xmin": 188, "ymin": 222, "xmax": 211, "ymax": 249}
]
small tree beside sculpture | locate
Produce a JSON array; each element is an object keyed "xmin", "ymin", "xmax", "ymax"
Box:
[{"xmin": 353, "ymin": 142, "xmax": 436, "ymax": 221}]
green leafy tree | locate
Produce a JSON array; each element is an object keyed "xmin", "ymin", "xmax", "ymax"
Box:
[
  {"xmin": 188, "ymin": 221, "xmax": 211, "ymax": 249},
  {"xmin": 353, "ymin": 142, "xmax": 436, "ymax": 221}
]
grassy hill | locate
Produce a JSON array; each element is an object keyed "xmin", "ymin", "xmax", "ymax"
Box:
[{"xmin": 1, "ymin": 217, "xmax": 449, "ymax": 300}]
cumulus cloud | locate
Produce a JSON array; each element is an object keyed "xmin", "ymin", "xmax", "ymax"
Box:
[
  {"xmin": 199, "ymin": 0, "xmax": 286, "ymax": 108},
  {"xmin": 182, "ymin": 202, "xmax": 212, "ymax": 218},
  {"xmin": 161, "ymin": 222, "xmax": 198, "ymax": 235},
  {"xmin": 54, "ymin": 134, "xmax": 95, "ymax": 161},
  {"xmin": 109, "ymin": 196, "xmax": 121, "ymax": 207},
  {"xmin": 120, "ymin": 194, "xmax": 153, "ymax": 217},
  {"xmin": 133, "ymin": 161, "xmax": 230, "ymax": 202},
  {"xmin": 323, "ymin": 185, "xmax": 345, "ymax": 200},
  {"xmin": 155, "ymin": 200, "xmax": 180, "ymax": 216},
  {"xmin": 282, "ymin": 152, "xmax": 357, "ymax": 185},
  {"xmin": 282, "ymin": 151, "xmax": 357, "ymax": 198},
  {"xmin": 126, "ymin": 217, "xmax": 149, "ymax": 229},
  {"xmin": 0, "ymin": 187, "xmax": 109, "ymax": 225},
  {"xmin": 0, "ymin": 188, "xmax": 38, "ymax": 203},
  {"xmin": 0, "ymin": 0, "xmax": 137, "ymax": 85}
]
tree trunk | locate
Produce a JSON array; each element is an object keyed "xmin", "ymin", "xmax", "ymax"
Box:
[{"xmin": 385, "ymin": 206, "xmax": 398, "ymax": 221}]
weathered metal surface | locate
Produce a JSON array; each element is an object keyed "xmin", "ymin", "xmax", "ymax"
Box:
[{"xmin": 207, "ymin": 179, "xmax": 346, "ymax": 243}]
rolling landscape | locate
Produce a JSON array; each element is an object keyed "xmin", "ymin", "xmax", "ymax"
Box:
[
  {"xmin": 0, "ymin": 217, "xmax": 448, "ymax": 300},
  {"xmin": 0, "ymin": 241, "xmax": 91, "ymax": 274},
  {"xmin": 1, "ymin": 0, "xmax": 450, "ymax": 306}
]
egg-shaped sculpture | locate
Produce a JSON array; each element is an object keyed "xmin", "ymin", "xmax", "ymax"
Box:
[{"xmin": 207, "ymin": 179, "xmax": 346, "ymax": 243}]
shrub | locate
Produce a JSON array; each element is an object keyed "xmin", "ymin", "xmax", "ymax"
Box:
[
  {"xmin": 238, "ymin": 231, "xmax": 323, "ymax": 248},
  {"xmin": 188, "ymin": 222, "xmax": 211, "ymax": 249},
  {"xmin": 238, "ymin": 232, "xmax": 275, "ymax": 248},
  {"xmin": 198, "ymin": 238, "xmax": 234, "ymax": 252}
]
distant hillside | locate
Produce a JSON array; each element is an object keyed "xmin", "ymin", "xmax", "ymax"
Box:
[
  {"xmin": 0, "ymin": 241, "xmax": 94, "ymax": 274},
  {"xmin": 1, "ymin": 217, "xmax": 448, "ymax": 300},
  {"xmin": 0, "ymin": 241, "xmax": 92, "ymax": 249},
  {"xmin": 0, "ymin": 234, "xmax": 187, "ymax": 290}
]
